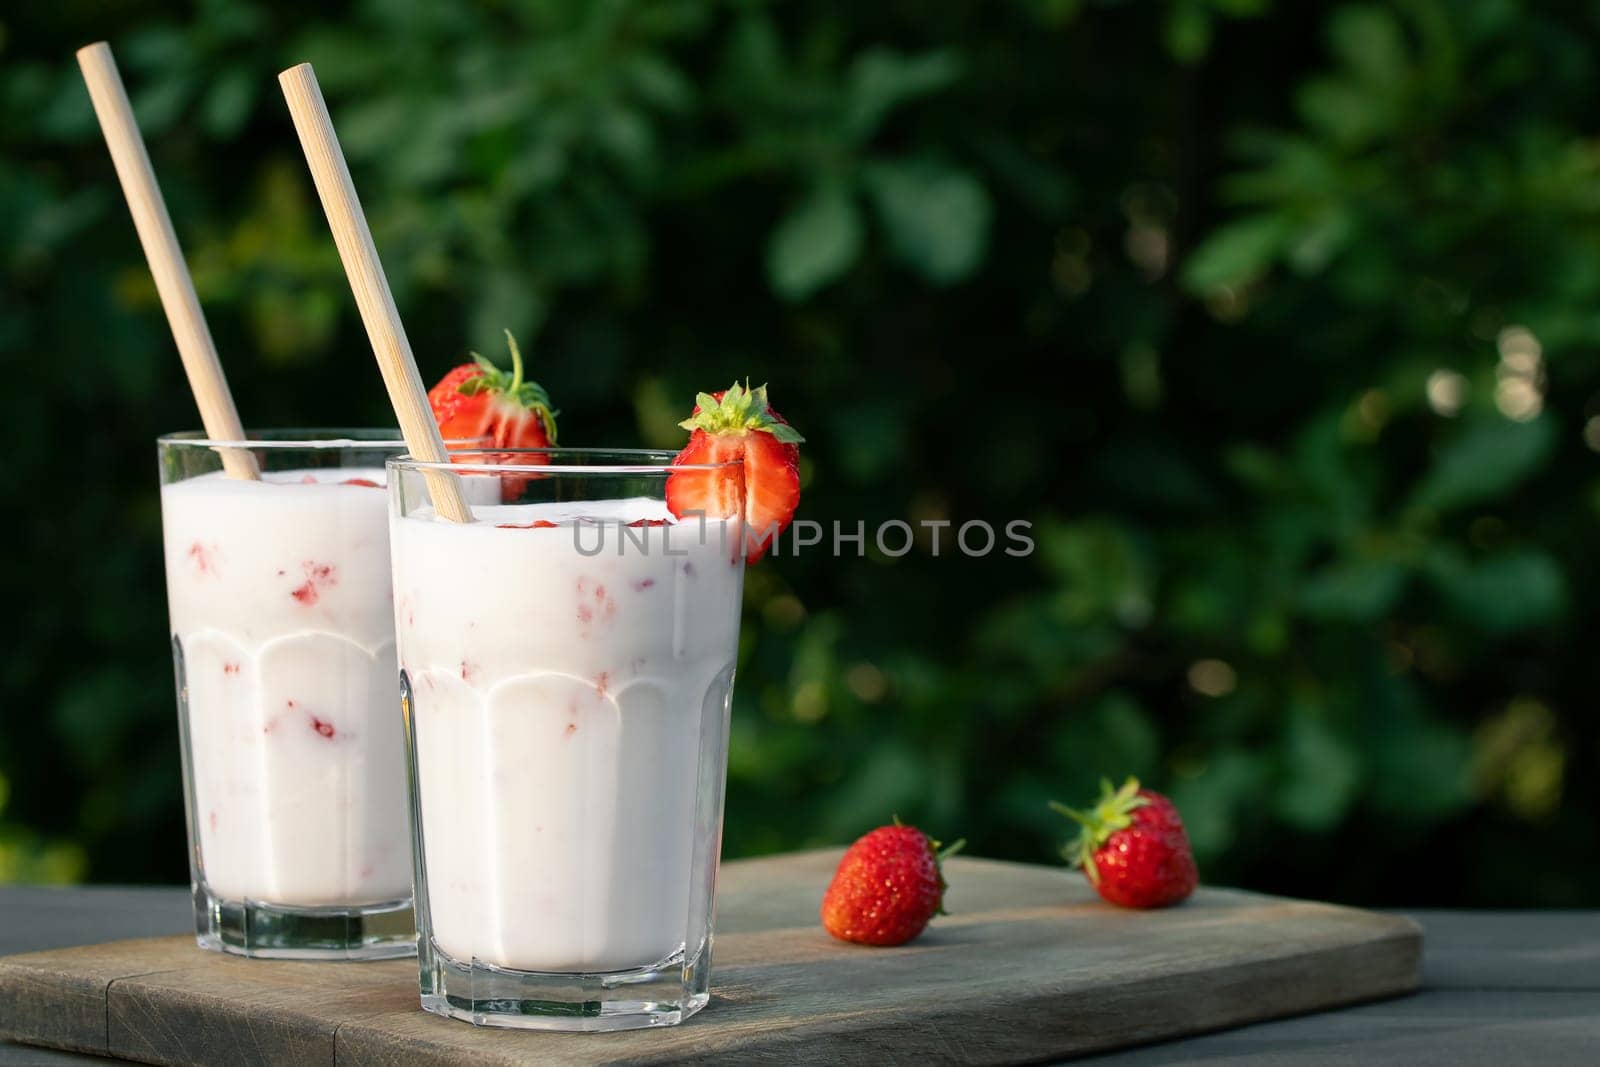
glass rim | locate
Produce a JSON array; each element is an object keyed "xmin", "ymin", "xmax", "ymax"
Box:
[
  {"xmin": 391, "ymin": 447, "xmax": 736, "ymax": 475},
  {"xmin": 158, "ymin": 428, "xmax": 409, "ymax": 450}
]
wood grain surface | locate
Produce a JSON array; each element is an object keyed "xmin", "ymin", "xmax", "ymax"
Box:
[{"xmin": 0, "ymin": 851, "xmax": 1422, "ymax": 1065}]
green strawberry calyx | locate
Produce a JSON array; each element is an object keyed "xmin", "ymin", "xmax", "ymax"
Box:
[
  {"xmin": 1048, "ymin": 777, "xmax": 1150, "ymax": 887},
  {"xmin": 932, "ymin": 834, "xmax": 965, "ymax": 916},
  {"xmin": 679, "ymin": 380, "xmax": 805, "ymax": 444},
  {"xmin": 461, "ymin": 329, "xmax": 559, "ymax": 442},
  {"xmin": 893, "ymin": 815, "xmax": 964, "ymax": 916}
]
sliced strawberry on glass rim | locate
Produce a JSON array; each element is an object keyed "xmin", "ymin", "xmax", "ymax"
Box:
[
  {"xmin": 428, "ymin": 330, "xmax": 558, "ymax": 449},
  {"xmin": 664, "ymin": 382, "xmax": 804, "ymax": 562},
  {"xmin": 427, "ymin": 330, "xmax": 558, "ymax": 501}
]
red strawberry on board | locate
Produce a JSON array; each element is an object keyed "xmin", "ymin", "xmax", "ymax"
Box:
[
  {"xmin": 664, "ymin": 382, "xmax": 804, "ymax": 562},
  {"xmin": 1050, "ymin": 777, "xmax": 1198, "ymax": 909},
  {"xmin": 820, "ymin": 821, "xmax": 963, "ymax": 946}
]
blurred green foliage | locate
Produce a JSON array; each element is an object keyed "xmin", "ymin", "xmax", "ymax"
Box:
[{"xmin": 2, "ymin": 0, "xmax": 1597, "ymax": 904}]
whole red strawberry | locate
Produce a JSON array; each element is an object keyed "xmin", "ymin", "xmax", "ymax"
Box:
[
  {"xmin": 821, "ymin": 822, "xmax": 963, "ymax": 946},
  {"xmin": 664, "ymin": 382, "xmax": 804, "ymax": 562},
  {"xmin": 1050, "ymin": 777, "xmax": 1197, "ymax": 909}
]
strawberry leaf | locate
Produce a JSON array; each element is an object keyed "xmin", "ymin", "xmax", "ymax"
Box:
[
  {"xmin": 767, "ymin": 423, "xmax": 806, "ymax": 444},
  {"xmin": 678, "ymin": 380, "xmax": 808, "ymax": 443},
  {"xmin": 1049, "ymin": 777, "xmax": 1151, "ymax": 884}
]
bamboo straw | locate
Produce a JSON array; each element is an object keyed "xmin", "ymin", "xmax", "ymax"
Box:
[
  {"xmin": 277, "ymin": 62, "xmax": 471, "ymax": 523},
  {"xmin": 77, "ymin": 42, "xmax": 258, "ymax": 480}
]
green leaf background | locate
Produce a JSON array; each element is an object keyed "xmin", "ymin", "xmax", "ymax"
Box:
[{"xmin": 0, "ymin": 0, "xmax": 1595, "ymax": 906}]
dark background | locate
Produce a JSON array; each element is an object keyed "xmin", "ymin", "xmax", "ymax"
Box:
[{"xmin": 2, "ymin": 0, "xmax": 1596, "ymax": 906}]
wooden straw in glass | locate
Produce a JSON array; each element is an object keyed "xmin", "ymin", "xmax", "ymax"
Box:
[
  {"xmin": 77, "ymin": 41, "xmax": 258, "ymax": 479},
  {"xmin": 277, "ymin": 62, "xmax": 470, "ymax": 522}
]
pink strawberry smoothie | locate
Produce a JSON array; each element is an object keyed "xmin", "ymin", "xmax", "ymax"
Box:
[
  {"xmin": 391, "ymin": 498, "xmax": 744, "ymax": 973},
  {"xmin": 161, "ymin": 469, "xmax": 409, "ymax": 906}
]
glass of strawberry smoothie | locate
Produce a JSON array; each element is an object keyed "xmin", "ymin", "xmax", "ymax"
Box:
[
  {"xmin": 389, "ymin": 448, "xmax": 746, "ymax": 1030},
  {"xmin": 160, "ymin": 429, "xmax": 421, "ymax": 959}
]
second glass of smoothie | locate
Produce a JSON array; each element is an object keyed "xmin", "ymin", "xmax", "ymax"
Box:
[
  {"xmin": 390, "ymin": 448, "xmax": 745, "ymax": 1030},
  {"xmin": 160, "ymin": 429, "xmax": 416, "ymax": 959}
]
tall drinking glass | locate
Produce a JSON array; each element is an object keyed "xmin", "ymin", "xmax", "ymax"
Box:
[
  {"xmin": 160, "ymin": 429, "xmax": 415, "ymax": 959},
  {"xmin": 390, "ymin": 449, "xmax": 745, "ymax": 1030}
]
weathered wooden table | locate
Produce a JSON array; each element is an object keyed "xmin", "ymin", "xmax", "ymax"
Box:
[{"xmin": 0, "ymin": 855, "xmax": 1594, "ymax": 1065}]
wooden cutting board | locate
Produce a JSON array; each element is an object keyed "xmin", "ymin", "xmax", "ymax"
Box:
[{"xmin": 0, "ymin": 850, "xmax": 1420, "ymax": 1065}]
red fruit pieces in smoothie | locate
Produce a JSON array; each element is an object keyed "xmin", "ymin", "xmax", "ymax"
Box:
[
  {"xmin": 290, "ymin": 562, "xmax": 336, "ymax": 605},
  {"xmin": 188, "ymin": 542, "xmax": 215, "ymax": 575},
  {"xmin": 575, "ymin": 577, "xmax": 617, "ymax": 631}
]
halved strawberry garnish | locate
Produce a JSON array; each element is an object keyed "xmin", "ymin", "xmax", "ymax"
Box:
[
  {"xmin": 428, "ymin": 331, "xmax": 558, "ymax": 502},
  {"xmin": 428, "ymin": 331, "xmax": 557, "ymax": 448},
  {"xmin": 664, "ymin": 382, "xmax": 804, "ymax": 562}
]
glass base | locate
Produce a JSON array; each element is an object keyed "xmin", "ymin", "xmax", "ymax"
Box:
[
  {"xmin": 418, "ymin": 936, "xmax": 712, "ymax": 1031},
  {"xmin": 193, "ymin": 884, "xmax": 416, "ymax": 960}
]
